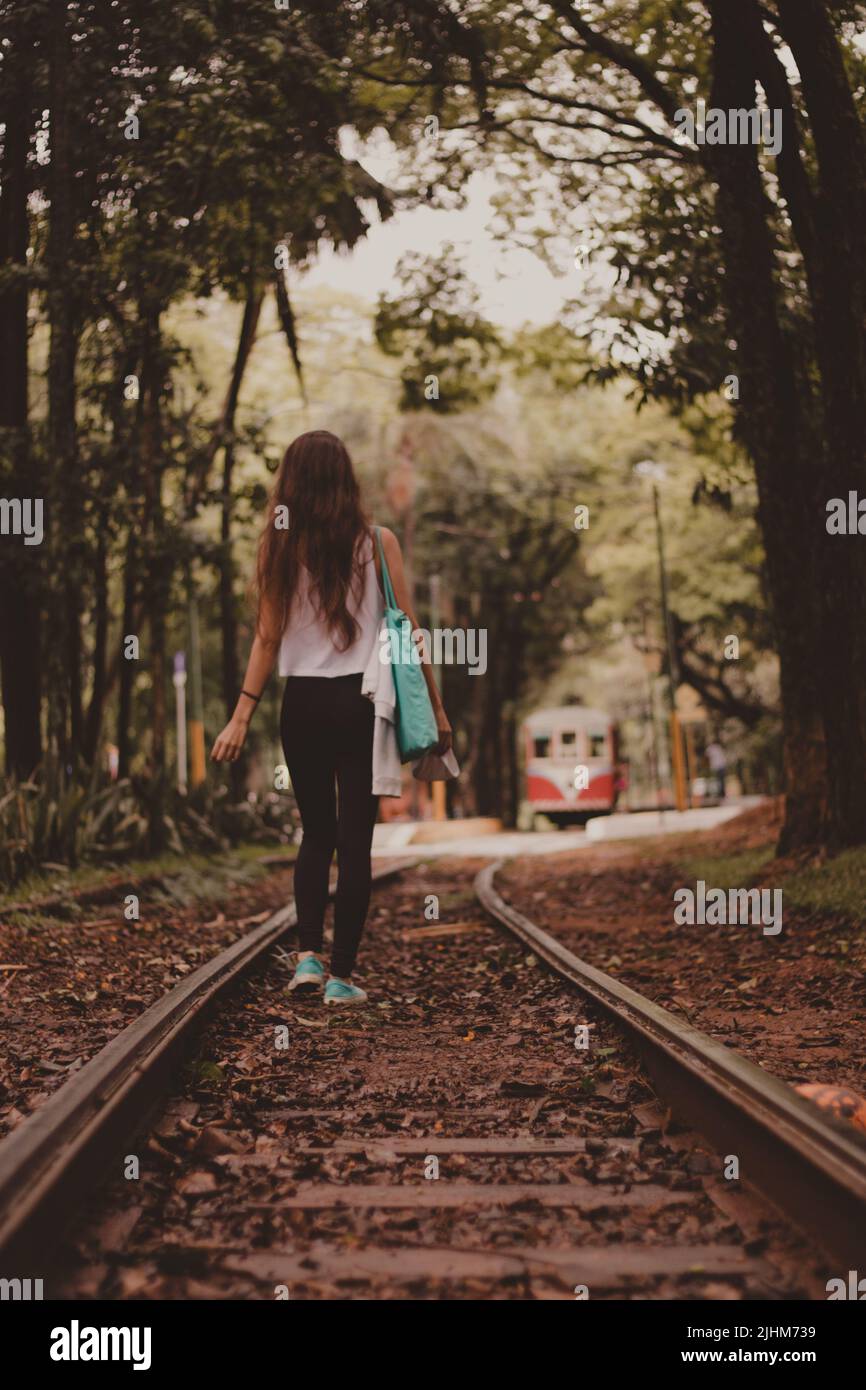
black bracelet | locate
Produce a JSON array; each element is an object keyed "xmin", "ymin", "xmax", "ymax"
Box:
[{"xmin": 240, "ymin": 689, "xmax": 262, "ymax": 704}]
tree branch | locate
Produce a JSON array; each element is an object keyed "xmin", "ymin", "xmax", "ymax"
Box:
[{"xmin": 547, "ymin": 0, "xmax": 685, "ymax": 123}]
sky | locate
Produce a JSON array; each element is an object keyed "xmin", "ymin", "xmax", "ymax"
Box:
[{"xmin": 299, "ymin": 137, "xmax": 571, "ymax": 330}]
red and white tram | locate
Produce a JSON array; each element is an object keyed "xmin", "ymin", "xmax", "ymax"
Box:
[{"xmin": 523, "ymin": 705, "xmax": 625, "ymax": 827}]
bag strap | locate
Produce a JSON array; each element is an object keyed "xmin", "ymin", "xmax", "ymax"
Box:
[{"xmin": 374, "ymin": 526, "xmax": 398, "ymax": 610}]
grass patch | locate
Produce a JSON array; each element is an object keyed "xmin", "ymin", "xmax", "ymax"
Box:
[
  {"xmin": 677, "ymin": 848, "xmax": 774, "ymax": 892},
  {"xmin": 677, "ymin": 844, "xmax": 866, "ymax": 923},
  {"xmin": 0, "ymin": 841, "xmax": 297, "ymax": 914},
  {"xmin": 782, "ymin": 847, "xmax": 866, "ymax": 920}
]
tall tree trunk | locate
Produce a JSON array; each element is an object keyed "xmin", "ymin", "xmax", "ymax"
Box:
[
  {"xmin": 707, "ymin": 0, "xmax": 828, "ymax": 852},
  {"xmin": 217, "ymin": 285, "xmax": 263, "ymax": 797},
  {"xmin": 461, "ymin": 639, "xmax": 487, "ymax": 816},
  {"xmin": 0, "ymin": 15, "xmax": 41, "ymax": 777},
  {"xmin": 473, "ymin": 656, "xmax": 504, "ymax": 819},
  {"xmin": 139, "ymin": 310, "xmax": 168, "ymax": 791},
  {"xmin": 219, "ymin": 433, "xmax": 245, "ymax": 802},
  {"xmin": 218, "ymin": 283, "xmax": 263, "ymax": 717},
  {"xmin": 769, "ymin": 0, "xmax": 866, "ymax": 846},
  {"xmin": 272, "ymin": 265, "xmax": 305, "ymax": 398},
  {"xmin": 112, "ymin": 342, "xmax": 141, "ymax": 778},
  {"xmin": 83, "ymin": 515, "xmax": 109, "ymax": 766},
  {"xmin": 504, "ymin": 617, "xmax": 523, "ymax": 829},
  {"xmin": 117, "ymin": 525, "xmax": 137, "ymax": 779},
  {"xmin": 47, "ymin": 1, "xmax": 82, "ymax": 769},
  {"xmin": 185, "ymin": 282, "xmax": 264, "ymax": 518}
]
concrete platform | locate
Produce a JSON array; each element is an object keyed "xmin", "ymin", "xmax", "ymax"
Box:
[
  {"xmin": 584, "ymin": 797, "xmax": 765, "ymax": 842},
  {"xmin": 372, "ymin": 823, "xmax": 587, "ymax": 859},
  {"xmin": 370, "ymin": 799, "xmax": 765, "ymax": 860},
  {"xmin": 410, "ymin": 817, "xmax": 501, "ymax": 844}
]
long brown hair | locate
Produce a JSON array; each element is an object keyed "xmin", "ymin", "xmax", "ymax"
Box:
[{"xmin": 254, "ymin": 430, "xmax": 370, "ymax": 651}]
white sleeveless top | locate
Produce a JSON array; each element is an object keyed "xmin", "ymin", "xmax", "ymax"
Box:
[{"xmin": 277, "ymin": 530, "xmax": 383, "ymax": 678}]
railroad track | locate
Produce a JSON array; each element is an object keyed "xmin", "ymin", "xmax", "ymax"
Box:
[
  {"xmin": 0, "ymin": 859, "xmax": 416, "ymax": 1272},
  {"xmin": 476, "ymin": 861, "xmax": 866, "ymax": 1272},
  {"xmin": 1, "ymin": 855, "xmax": 861, "ymax": 1298}
]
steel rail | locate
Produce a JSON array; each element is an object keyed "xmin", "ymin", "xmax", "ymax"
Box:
[
  {"xmin": 475, "ymin": 860, "xmax": 866, "ymax": 1268},
  {"xmin": 0, "ymin": 858, "xmax": 417, "ymax": 1271}
]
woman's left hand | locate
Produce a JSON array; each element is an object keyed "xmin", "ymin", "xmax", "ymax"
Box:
[{"xmin": 211, "ymin": 715, "xmax": 250, "ymax": 763}]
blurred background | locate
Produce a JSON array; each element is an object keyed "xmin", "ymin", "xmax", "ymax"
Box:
[{"xmin": 4, "ymin": 0, "xmax": 864, "ymax": 886}]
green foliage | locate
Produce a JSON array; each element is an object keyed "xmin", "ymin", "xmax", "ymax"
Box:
[
  {"xmin": 375, "ymin": 248, "xmax": 503, "ymax": 411},
  {"xmin": 2, "ymin": 0, "xmax": 429, "ymax": 790},
  {"xmin": 0, "ymin": 766, "xmax": 297, "ymax": 889}
]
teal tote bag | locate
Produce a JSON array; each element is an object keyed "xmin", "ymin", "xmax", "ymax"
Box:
[{"xmin": 375, "ymin": 527, "xmax": 439, "ymax": 763}]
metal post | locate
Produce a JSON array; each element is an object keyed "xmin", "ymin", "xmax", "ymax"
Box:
[
  {"xmin": 187, "ymin": 563, "xmax": 206, "ymax": 787},
  {"xmin": 173, "ymin": 652, "xmax": 188, "ymax": 793},
  {"xmin": 638, "ymin": 616, "xmax": 664, "ymax": 812}
]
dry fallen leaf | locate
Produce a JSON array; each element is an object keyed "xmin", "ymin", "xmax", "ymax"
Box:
[
  {"xmin": 196, "ymin": 1125, "xmax": 247, "ymax": 1157},
  {"xmin": 177, "ymin": 1169, "xmax": 217, "ymax": 1195}
]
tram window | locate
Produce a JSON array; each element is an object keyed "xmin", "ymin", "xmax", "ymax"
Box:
[
  {"xmin": 533, "ymin": 736, "xmax": 552, "ymax": 758},
  {"xmin": 588, "ymin": 732, "xmax": 607, "ymax": 758},
  {"xmin": 559, "ymin": 730, "xmax": 577, "ymax": 749}
]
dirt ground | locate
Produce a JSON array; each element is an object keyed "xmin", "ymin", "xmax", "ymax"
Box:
[
  {"xmin": 499, "ymin": 802, "xmax": 866, "ymax": 1098},
  {"xmin": 0, "ymin": 859, "xmax": 303, "ymax": 1138},
  {"xmin": 54, "ymin": 860, "xmax": 830, "ymax": 1301}
]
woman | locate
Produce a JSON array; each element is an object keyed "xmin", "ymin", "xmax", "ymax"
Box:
[{"xmin": 211, "ymin": 430, "xmax": 452, "ymax": 1006}]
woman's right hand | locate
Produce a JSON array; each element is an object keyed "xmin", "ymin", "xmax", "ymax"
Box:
[
  {"xmin": 435, "ymin": 711, "xmax": 453, "ymax": 755},
  {"xmin": 211, "ymin": 715, "xmax": 250, "ymax": 763}
]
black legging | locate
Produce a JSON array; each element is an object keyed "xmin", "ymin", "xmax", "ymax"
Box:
[{"xmin": 280, "ymin": 673, "xmax": 379, "ymax": 978}]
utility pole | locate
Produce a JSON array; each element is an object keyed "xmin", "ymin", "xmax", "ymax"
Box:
[{"xmin": 638, "ymin": 621, "xmax": 664, "ymax": 812}]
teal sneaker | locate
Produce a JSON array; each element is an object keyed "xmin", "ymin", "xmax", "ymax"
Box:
[
  {"xmin": 288, "ymin": 954, "xmax": 324, "ymax": 994},
  {"xmin": 324, "ymin": 977, "xmax": 368, "ymax": 1007}
]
